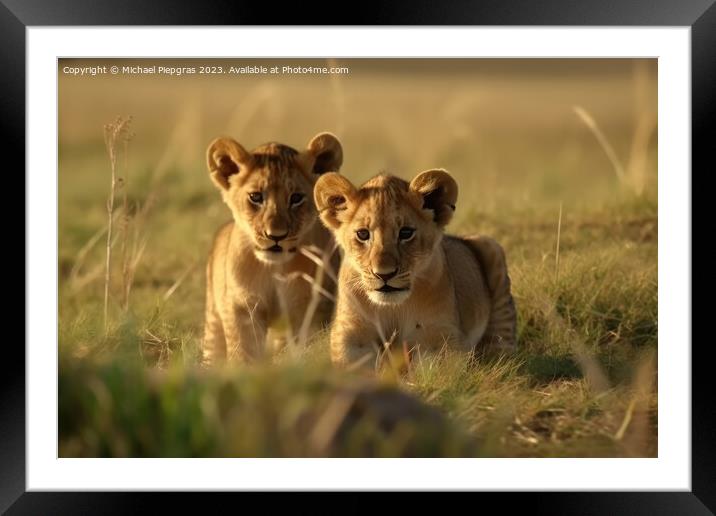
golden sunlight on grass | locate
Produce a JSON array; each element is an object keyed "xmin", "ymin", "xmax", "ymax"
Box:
[{"xmin": 58, "ymin": 58, "xmax": 657, "ymax": 457}]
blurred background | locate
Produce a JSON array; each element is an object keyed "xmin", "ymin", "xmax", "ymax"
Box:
[
  {"xmin": 59, "ymin": 58, "xmax": 657, "ymax": 201},
  {"xmin": 58, "ymin": 58, "xmax": 657, "ymax": 458}
]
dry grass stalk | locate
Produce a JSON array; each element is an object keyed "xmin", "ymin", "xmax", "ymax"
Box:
[
  {"xmin": 298, "ymin": 274, "xmax": 335, "ymax": 303},
  {"xmin": 574, "ymin": 67, "xmax": 656, "ymax": 197},
  {"xmin": 554, "ymin": 201, "xmax": 563, "ymax": 283},
  {"xmin": 272, "ymin": 273, "xmax": 298, "ymax": 358},
  {"xmin": 571, "ymin": 341, "xmax": 611, "ymax": 395},
  {"xmin": 121, "ymin": 193, "xmax": 156, "ymax": 307},
  {"xmin": 230, "ymin": 297, "xmax": 263, "ymax": 361},
  {"xmin": 625, "ymin": 60, "xmax": 657, "ymax": 197},
  {"xmin": 376, "ymin": 330, "xmax": 400, "ymax": 374},
  {"xmin": 345, "ymin": 353, "xmax": 377, "ymax": 373},
  {"xmin": 119, "ymin": 125, "xmax": 136, "ymax": 310},
  {"xmin": 70, "ymin": 231, "xmax": 121, "ymax": 292},
  {"xmin": 300, "ymin": 245, "xmax": 339, "ymax": 284},
  {"xmin": 539, "ymin": 294, "xmax": 610, "ymax": 394},
  {"xmin": 102, "ymin": 116, "xmax": 133, "ymax": 330},
  {"xmin": 223, "ymin": 83, "xmax": 279, "ymax": 138},
  {"xmin": 297, "ymin": 241, "xmax": 337, "ymax": 348},
  {"xmin": 151, "ymin": 101, "xmax": 202, "ymax": 188},
  {"xmin": 68, "ymin": 212, "xmax": 118, "ymax": 286},
  {"xmin": 163, "ymin": 262, "xmax": 198, "ymax": 302},
  {"xmin": 614, "ymin": 399, "xmax": 636, "ymax": 441},
  {"xmin": 573, "ymin": 106, "xmax": 626, "ymax": 184},
  {"xmin": 615, "ymin": 350, "xmax": 656, "ymax": 456},
  {"xmin": 72, "ymin": 119, "xmax": 158, "ymax": 302},
  {"xmin": 272, "ymin": 241, "xmax": 339, "ymax": 358}
]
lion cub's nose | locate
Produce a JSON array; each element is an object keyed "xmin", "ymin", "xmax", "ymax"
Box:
[
  {"xmin": 265, "ymin": 231, "xmax": 288, "ymax": 243},
  {"xmin": 373, "ymin": 269, "xmax": 398, "ymax": 282}
]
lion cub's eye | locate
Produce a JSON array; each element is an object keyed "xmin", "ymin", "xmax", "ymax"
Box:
[
  {"xmin": 290, "ymin": 193, "xmax": 305, "ymax": 206},
  {"xmin": 356, "ymin": 229, "xmax": 370, "ymax": 242},
  {"xmin": 399, "ymin": 227, "xmax": 416, "ymax": 241},
  {"xmin": 248, "ymin": 192, "xmax": 264, "ymax": 204}
]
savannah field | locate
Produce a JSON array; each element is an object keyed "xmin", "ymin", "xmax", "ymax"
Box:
[{"xmin": 58, "ymin": 58, "xmax": 658, "ymax": 458}]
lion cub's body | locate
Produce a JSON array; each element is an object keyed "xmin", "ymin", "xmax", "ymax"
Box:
[
  {"xmin": 202, "ymin": 134, "xmax": 343, "ymax": 364},
  {"xmin": 314, "ymin": 172, "xmax": 516, "ymax": 367},
  {"xmin": 203, "ymin": 218, "xmax": 337, "ymax": 363}
]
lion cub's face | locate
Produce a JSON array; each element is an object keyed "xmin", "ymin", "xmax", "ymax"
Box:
[
  {"xmin": 207, "ymin": 133, "xmax": 343, "ymax": 265},
  {"xmin": 315, "ymin": 171, "xmax": 458, "ymax": 305}
]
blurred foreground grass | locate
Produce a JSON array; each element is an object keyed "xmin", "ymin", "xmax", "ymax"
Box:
[{"xmin": 58, "ymin": 59, "xmax": 657, "ymax": 457}]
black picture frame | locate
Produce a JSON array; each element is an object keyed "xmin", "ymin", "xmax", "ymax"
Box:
[{"xmin": 3, "ymin": 0, "xmax": 711, "ymax": 512}]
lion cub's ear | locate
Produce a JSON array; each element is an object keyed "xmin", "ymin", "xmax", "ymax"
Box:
[
  {"xmin": 206, "ymin": 137, "xmax": 253, "ymax": 190},
  {"xmin": 409, "ymin": 169, "xmax": 458, "ymax": 228},
  {"xmin": 300, "ymin": 132, "xmax": 344, "ymax": 176},
  {"xmin": 314, "ymin": 172, "xmax": 357, "ymax": 230}
]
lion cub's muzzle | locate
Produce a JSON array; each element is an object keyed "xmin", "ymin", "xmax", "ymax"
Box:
[
  {"xmin": 365, "ymin": 268, "xmax": 412, "ymax": 305},
  {"xmin": 254, "ymin": 231, "xmax": 299, "ymax": 264}
]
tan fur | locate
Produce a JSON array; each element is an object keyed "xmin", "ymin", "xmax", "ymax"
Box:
[
  {"xmin": 202, "ymin": 133, "xmax": 343, "ymax": 364},
  {"xmin": 314, "ymin": 170, "xmax": 516, "ymax": 368}
]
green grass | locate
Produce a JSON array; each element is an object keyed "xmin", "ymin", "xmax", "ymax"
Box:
[
  {"xmin": 58, "ymin": 59, "xmax": 657, "ymax": 457},
  {"xmin": 58, "ymin": 191, "xmax": 657, "ymax": 457}
]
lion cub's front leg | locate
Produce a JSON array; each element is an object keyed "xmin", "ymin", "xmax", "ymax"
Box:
[
  {"xmin": 202, "ymin": 224, "xmax": 272, "ymax": 364},
  {"xmin": 219, "ymin": 298, "xmax": 268, "ymax": 362},
  {"xmin": 202, "ymin": 291, "xmax": 227, "ymax": 366},
  {"xmin": 330, "ymin": 319, "xmax": 382, "ymax": 369},
  {"xmin": 331, "ymin": 329, "xmax": 466, "ymax": 373},
  {"xmin": 412, "ymin": 324, "xmax": 465, "ymax": 355}
]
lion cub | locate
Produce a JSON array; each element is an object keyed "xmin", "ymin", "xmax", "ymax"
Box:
[
  {"xmin": 202, "ymin": 133, "xmax": 343, "ymax": 364},
  {"xmin": 314, "ymin": 170, "xmax": 516, "ymax": 367}
]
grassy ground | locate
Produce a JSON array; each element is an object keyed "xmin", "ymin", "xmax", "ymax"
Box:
[{"xmin": 58, "ymin": 58, "xmax": 658, "ymax": 457}]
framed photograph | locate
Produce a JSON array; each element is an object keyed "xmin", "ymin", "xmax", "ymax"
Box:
[{"xmin": 4, "ymin": 0, "xmax": 710, "ymax": 511}]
